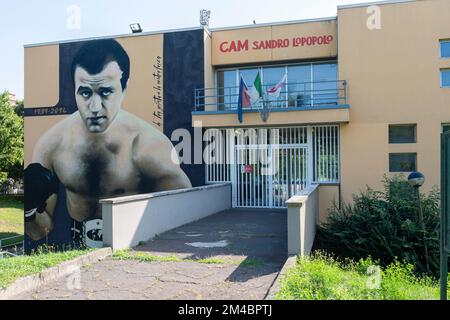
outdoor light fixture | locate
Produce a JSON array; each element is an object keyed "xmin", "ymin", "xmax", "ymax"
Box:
[
  {"xmin": 407, "ymin": 171, "xmax": 431, "ymax": 273},
  {"xmin": 408, "ymin": 171, "xmax": 425, "ymax": 188},
  {"xmin": 130, "ymin": 23, "xmax": 143, "ymax": 34},
  {"xmin": 200, "ymin": 9, "xmax": 211, "ymax": 28}
]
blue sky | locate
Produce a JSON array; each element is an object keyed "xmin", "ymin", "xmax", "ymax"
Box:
[{"xmin": 0, "ymin": 0, "xmax": 376, "ymax": 100}]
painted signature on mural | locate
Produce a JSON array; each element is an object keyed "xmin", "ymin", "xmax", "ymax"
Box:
[{"xmin": 152, "ymin": 56, "xmax": 163, "ymax": 127}]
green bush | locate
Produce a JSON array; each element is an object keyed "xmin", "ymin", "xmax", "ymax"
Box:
[
  {"xmin": 275, "ymin": 252, "xmax": 445, "ymax": 300},
  {"xmin": 0, "ymin": 172, "xmax": 7, "ymax": 185},
  {"xmin": 317, "ymin": 175, "xmax": 442, "ymax": 277}
]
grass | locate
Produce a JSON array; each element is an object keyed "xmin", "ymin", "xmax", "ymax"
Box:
[
  {"xmin": 275, "ymin": 252, "xmax": 450, "ymax": 300},
  {"xmin": 0, "ymin": 196, "xmax": 24, "ymax": 245},
  {"xmin": 113, "ymin": 250, "xmax": 263, "ymax": 267},
  {"xmin": 0, "ymin": 248, "xmax": 93, "ymax": 289}
]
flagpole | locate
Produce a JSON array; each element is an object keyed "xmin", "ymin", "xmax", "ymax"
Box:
[{"xmin": 237, "ymin": 76, "xmax": 243, "ymax": 123}]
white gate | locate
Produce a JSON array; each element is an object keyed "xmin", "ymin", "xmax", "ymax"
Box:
[
  {"xmin": 204, "ymin": 125, "xmax": 339, "ymax": 208},
  {"xmin": 233, "ymin": 145, "xmax": 309, "ymax": 208}
]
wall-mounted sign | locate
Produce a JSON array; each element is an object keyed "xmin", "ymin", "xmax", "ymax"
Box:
[
  {"xmin": 241, "ymin": 165, "xmax": 253, "ymax": 174},
  {"xmin": 219, "ymin": 35, "xmax": 334, "ymax": 53},
  {"xmin": 212, "ymin": 20, "xmax": 338, "ymax": 65}
]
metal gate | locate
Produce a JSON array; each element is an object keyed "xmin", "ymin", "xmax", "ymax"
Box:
[{"xmin": 233, "ymin": 145, "xmax": 309, "ymax": 208}]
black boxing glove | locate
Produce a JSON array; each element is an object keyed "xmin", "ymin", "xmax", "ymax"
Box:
[{"xmin": 24, "ymin": 163, "xmax": 59, "ymax": 222}]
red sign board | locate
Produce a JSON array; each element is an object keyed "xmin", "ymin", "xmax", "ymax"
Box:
[
  {"xmin": 219, "ymin": 35, "xmax": 334, "ymax": 53},
  {"xmin": 241, "ymin": 165, "xmax": 253, "ymax": 174}
]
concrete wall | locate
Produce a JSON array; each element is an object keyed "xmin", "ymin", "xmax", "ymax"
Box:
[
  {"xmin": 338, "ymin": 0, "xmax": 450, "ymax": 202},
  {"xmin": 286, "ymin": 184, "xmax": 319, "ymax": 256},
  {"xmin": 101, "ymin": 183, "xmax": 231, "ymax": 250},
  {"xmin": 318, "ymin": 184, "xmax": 339, "ymax": 224}
]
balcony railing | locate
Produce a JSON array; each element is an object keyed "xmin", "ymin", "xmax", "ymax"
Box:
[{"xmin": 194, "ymin": 80, "xmax": 347, "ymax": 112}]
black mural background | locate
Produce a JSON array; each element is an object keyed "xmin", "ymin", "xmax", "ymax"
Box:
[{"xmin": 164, "ymin": 29, "xmax": 205, "ymax": 188}]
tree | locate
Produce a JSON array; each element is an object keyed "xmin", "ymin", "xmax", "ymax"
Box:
[
  {"xmin": 14, "ymin": 99, "xmax": 24, "ymax": 118},
  {"xmin": 0, "ymin": 91, "xmax": 24, "ymax": 184}
]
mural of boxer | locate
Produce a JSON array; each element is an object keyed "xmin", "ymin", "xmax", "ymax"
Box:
[{"xmin": 25, "ymin": 39, "xmax": 192, "ymax": 247}]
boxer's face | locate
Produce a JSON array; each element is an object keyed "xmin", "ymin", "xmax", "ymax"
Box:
[{"xmin": 74, "ymin": 61, "xmax": 125, "ymax": 133}]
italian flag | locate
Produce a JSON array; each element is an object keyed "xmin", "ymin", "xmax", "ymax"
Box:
[{"xmin": 248, "ymin": 72, "xmax": 263, "ymax": 104}]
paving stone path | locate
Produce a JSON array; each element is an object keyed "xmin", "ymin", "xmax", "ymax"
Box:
[{"xmin": 16, "ymin": 209, "xmax": 287, "ymax": 300}]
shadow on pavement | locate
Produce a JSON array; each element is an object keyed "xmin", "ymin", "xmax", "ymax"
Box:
[{"xmin": 134, "ymin": 208, "xmax": 288, "ymax": 283}]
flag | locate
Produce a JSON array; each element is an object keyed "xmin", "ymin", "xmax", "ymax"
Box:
[
  {"xmin": 248, "ymin": 72, "xmax": 264, "ymax": 104},
  {"xmin": 237, "ymin": 76, "xmax": 251, "ymax": 123},
  {"xmin": 266, "ymin": 73, "xmax": 287, "ymax": 99}
]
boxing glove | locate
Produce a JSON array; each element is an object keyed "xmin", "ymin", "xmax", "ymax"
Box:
[{"xmin": 24, "ymin": 163, "xmax": 59, "ymax": 222}]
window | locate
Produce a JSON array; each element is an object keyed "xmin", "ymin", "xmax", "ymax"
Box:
[
  {"xmin": 441, "ymin": 69, "xmax": 450, "ymax": 88},
  {"xmin": 313, "ymin": 125, "xmax": 340, "ymax": 182},
  {"xmin": 240, "ymin": 67, "xmax": 263, "ymax": 109},
  {"xmin": 262, "ymin": 66, "xmax": 285, "ymax": 87},
  {"xmin": 389, "ymin": 124, "xmax": 416, "ymax": 143},
  {"xmin": 263, "ymin": 66, "xmax": 286, "ymax": 108},
  {"xmin": 287, "ymin": 65, "xmax": 311, "ymax": 107},
  {"xmin": 217, "ymin": 70, "xmax": 237, "ymax": 110},
  {"xmin": 216, "ymin": 62, "xmax": 338, "ymax": 109},
  {"xmin": 440, "ymin": 40, "xmax": 450, "ymax": 58},
  {"xmin": 312, "ymin": 63, "xmax": 338, "ymax": 105},
  {"xmin": 389, "ymin": 153, "xmax": 417, "ymax": 172},
  {"xmin": 239, "ymin": 68, "xmax": 260, "ymax": 86},
  {"xmin": 443, "ymin": 124, "xmax": 450, "ymax": 133}
]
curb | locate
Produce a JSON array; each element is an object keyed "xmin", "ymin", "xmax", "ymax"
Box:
[
  {"xmin": 265, "ymin": 255, "xmax": 297, "ymax": 300},
  {"xmin": 0, "ymin": 247, "xmax": 113, "ymax": 300}
]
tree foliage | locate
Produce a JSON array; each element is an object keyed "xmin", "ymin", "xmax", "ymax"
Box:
[
  {"xmin": 14, "ymin": 99, "xmax": 24, "ymax": 118},
  {"xmin": 0, "ymin": 91, "xmax": 24, "ymax": 183},
  {"xmin": 316, "ymin": 175, "xmax": 442, "ymax": 277}
]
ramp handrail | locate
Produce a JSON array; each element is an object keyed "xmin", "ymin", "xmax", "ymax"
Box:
[{"xmin": 0, "ymin": 235, "xmax": 24, "ymax": 249}]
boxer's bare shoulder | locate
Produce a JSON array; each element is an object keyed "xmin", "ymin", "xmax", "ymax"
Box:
[
  {"xmin": 118, "ymin": 110, "xmax": 192, "ymax": 189},
  {"xmin": 116, "ymin": 110, "xmax": 164, "ymax": 138},
  {"xmin": 32, "ymin": 113, "xmax": 81, "ymax": 168},
  {"xmin": 119, "ymin": 110, "xmax": 176, "ymax": 166}
]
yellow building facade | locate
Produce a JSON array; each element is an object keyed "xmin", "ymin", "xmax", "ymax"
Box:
[
  {"xmin": 193, "ymin": 0, "xmax": 450, "ymax": 220},
  {"xmin": 24, "ymin": 0, "xmax": 450, "ymax": 233}
]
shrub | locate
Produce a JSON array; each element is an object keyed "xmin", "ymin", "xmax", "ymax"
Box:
[
  {"xmin": 0, "ymin": 172, "xmax": 7, "ymax": 186},
  {"xmin": 316, "ymin": 175, "xmax": 442, "ymax": 277},
  {"xmin": 275, "ymin": 252, "xmax": 443, "ymax": 300}
]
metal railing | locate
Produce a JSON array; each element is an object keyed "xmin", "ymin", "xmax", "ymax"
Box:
[
  {"xmin": 0, "ymin": 235, "xmax": 24, "ymax": 249},
  {"xmin": 194, "ymin": 80, "xmax": 347, "ymax": 112},
  {"xmin": 0, "ymin": 251, "xmax": 18, "ymax": 259},
  {"xmin": 0, "ymin": 235, "xmax": 23, "ymax": 259}
]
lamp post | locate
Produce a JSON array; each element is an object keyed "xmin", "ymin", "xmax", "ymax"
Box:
[{"xmin": 408, "ymin": 171, "xmax": 431, "ymax": 274}]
